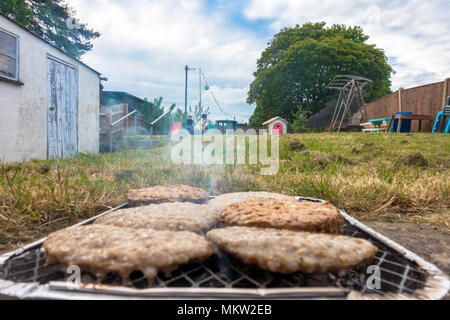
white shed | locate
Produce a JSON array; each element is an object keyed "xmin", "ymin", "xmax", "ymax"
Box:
[
  {"xmin": 263, "ymin": 117, "xmax": 289, "ymax": 135},
  {"xmin": 0, "ymin": 13, "xmax": 101, "ymax": 163}
]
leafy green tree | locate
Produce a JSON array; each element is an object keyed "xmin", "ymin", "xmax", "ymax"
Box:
[
  {"xmin": 0, "ymin": 0, "xmax": 34, "ymax": 26},
  {"xmin": 142, "ymin": 97, "xmax": 175, "ymax": 135},
  {"xmin": 248, "ymin": 22, "xmax": 393, "ymax": 126},
  {"xmin": 291, "ymin": 108, "xmax": 311, "ymax": 133},
  {"xmin": 0, "ymin": 0, "xmax": 99, "ymax": 58},
  {"xmin": 142, "ymin": 97, "xmax": 162, "ymax": 132},
  {"xmin": 172, "ymin": 108, "xmax": 185, "ymax": 123},
  {"xmin": 192, "ymin": 104, "xmax": 210, "ymax": 123}
]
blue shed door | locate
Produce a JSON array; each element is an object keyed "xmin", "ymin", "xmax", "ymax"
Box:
[{"xmin": 47, "ymin": 57, "xmax": 78, "ymax": 159}]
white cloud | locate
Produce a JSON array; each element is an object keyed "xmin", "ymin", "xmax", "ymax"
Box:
[
  {"xmin": 70, "ymin": 0, "xmax": 264, "ymax": 121},
  {"xmin": 244, "ymin": 0, "xmax": 450, "ymax": 90},
  {"xmin": 201, "ymin": 85, "xmax": 254, "ymax": 122},
  {"xmin": 67, "ymin": 0, "xmax": 450, "ymax": 122},
  {"xmin": 204, "ymin": 85, "xmax": 249, "ymax": 106}
]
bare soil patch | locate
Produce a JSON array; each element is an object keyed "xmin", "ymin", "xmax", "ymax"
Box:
[{"xmin": 364, "ymin": 221, "xmax": 449, "ymax": 275}]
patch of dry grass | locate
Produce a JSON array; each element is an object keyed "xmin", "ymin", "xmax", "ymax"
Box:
[
  {"xmin": 0, "ymin": 132, "xmax": 449, "ymax": 251},
  {"xmin": 258, "ymin": 133, "xmax": 449, "ymax": 230}
]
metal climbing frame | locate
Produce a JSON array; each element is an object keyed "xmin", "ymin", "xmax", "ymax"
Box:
[{"xmin": 327, "ymin": 75, "xmax": 372, "ymax": 132}]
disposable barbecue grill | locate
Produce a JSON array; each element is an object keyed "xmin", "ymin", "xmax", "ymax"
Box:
[{"xmin": 0, "ymin": 197, "xmax": 448, "ymax": 300}]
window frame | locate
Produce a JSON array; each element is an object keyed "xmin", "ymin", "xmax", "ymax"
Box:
[{"xmin": 0, "ymin": 28, "xmax": 19, "ymax": 82}]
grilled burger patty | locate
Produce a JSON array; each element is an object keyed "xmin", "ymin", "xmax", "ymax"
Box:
[
  {"xmin": 207, "ymin": 227, "xmax": 378, "ymax": 274},
  {"xmin": 221, "ymin": 198, "xmax": 344, "ymax": 234},
  {"xmin": 207, "ymin": 192, "xmax": 293, "ymax": 216},
  {"xmin": 94, "ymin": 202, "xmax": 219, "ymax": 234},
  {"xmin": 128, "ymin": 184, "xmax": 209, "ymax": 207},
  {"xmin": 43, "ymin": 225, "xmax": 214, "ymax": 282}
]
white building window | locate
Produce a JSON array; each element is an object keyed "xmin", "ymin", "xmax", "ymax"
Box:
[{"xmin": 0, "ymin": 29, "xmax": 19, "ymax": 81}]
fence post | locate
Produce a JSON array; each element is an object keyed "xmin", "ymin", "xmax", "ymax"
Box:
[
  {"xmin": 169, "ymin": 112, "xmax": 173, "ymax": 136},
  {"xmin": 443, "ymin": 78, "xmax": 450, "ymax": 106},
  {"xmin": 398, "ymin": 88, "xmax": 404, "ymax": 113},
  {"xmin": 149, "ymin": 125, "xmax": 153, "ymax": 148},
  {"xmin": 124, "ymin": 103, "xmax": 129, "ymax": 133},
  {"xmin": 109, "ymin": 125, "xmax": 114, "ymax": 153},
  {"xmin": 134, "ymin": 114, "xmax": 137, "ymax": 135}
]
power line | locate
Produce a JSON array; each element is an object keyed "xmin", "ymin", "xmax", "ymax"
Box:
[{"xmin": 201, "ymin": 72, "xmax": 234, "ymax": 120}]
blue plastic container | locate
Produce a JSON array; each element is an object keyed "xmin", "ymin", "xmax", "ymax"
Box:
[{"xmin": 392, "ymin": 111, "xmax": 412, "ymax": 133}]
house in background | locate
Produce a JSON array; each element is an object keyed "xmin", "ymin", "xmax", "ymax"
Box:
[
  {"xmin": 263, "ymin": 117, "xmax": 289, "ymax": 135},
  {"xmin": 0, "ymin": 13, "xmax": 101, "ymax": 163},
  {"xmin": 101, "ymin": 91, "xmax": 148, "ymax": 137},
  {"xmin": 102, "ymin": 91, "xmax": 146, "ymax": 112}
]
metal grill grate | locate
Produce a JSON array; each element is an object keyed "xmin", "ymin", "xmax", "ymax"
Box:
[{"xmin": 0, "ymin": 221, "xmax": 427, "ymax": 297}]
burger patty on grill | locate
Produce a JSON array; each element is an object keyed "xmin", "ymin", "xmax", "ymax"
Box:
[
  {"xmin": 221, "ymin": 198, "xmax": 344, "ymax": 234},
  {"xmin": 207, "ymin": 192, "xmax": 294, "ymax": 216},
  {"xmin": 207, "ymin": 227, "xmax": 378, "ymax": 274},
  {"xmin": 94, "ymin": 202, "xmax": 219, "ymax": 234},
  {"xmin": 43, "ymin": 224, "xmax": 214, "ymax": 282},
  {"xmin": 128, "ymin": 184, "xmax": 209, "ymax": 207}
]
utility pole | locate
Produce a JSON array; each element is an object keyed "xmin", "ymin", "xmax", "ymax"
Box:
[
  {"xmin": 184, "ymin": 65, "xmax": 196, "ymax": 128},
  {"xmin": 184, "ymin": 65, "xmax": 188, "ymax": 128},
  {"xmin": 199, "ymin": 68, "xmax": 202, "ymax": 112}
]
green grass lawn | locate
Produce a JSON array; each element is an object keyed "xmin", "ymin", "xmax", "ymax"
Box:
[{"xmin": 0, "ymin": 132, "xmax": 449, "ymax": 251}]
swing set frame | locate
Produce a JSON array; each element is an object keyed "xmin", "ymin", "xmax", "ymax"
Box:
[{"xmin": 327, "ymin": 75, "xmax": 372, "ymax": 133}]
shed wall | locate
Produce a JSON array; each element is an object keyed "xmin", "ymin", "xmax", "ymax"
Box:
[{"xmin": 0, "ymin": 16, "xmax": 100, "ymax": 162}]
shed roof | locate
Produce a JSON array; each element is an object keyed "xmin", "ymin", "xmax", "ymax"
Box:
[
  {"xmin": 102, "ymin": 91, "xmax": 146, "ymax": 104},
  {"xmin": 262, "ymin": 117, "xmax": 289, "ymax": 126}
]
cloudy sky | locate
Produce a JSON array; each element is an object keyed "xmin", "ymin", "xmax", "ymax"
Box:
[{"xmin": 70, "ymin": 0, "xmax": 450, "ymax": 123}]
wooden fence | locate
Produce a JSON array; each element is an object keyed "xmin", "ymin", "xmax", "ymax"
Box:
[
  {"xmin": 360, "ymin": 78, "xmax": 450, "ymax": 131},
  {"xmin": 100, "ymin": 103, "xmax": 145, "ymax": 148},
  {"xmin": 100, "ymin": 103, "xmax": 128, "ymax": 142}
]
